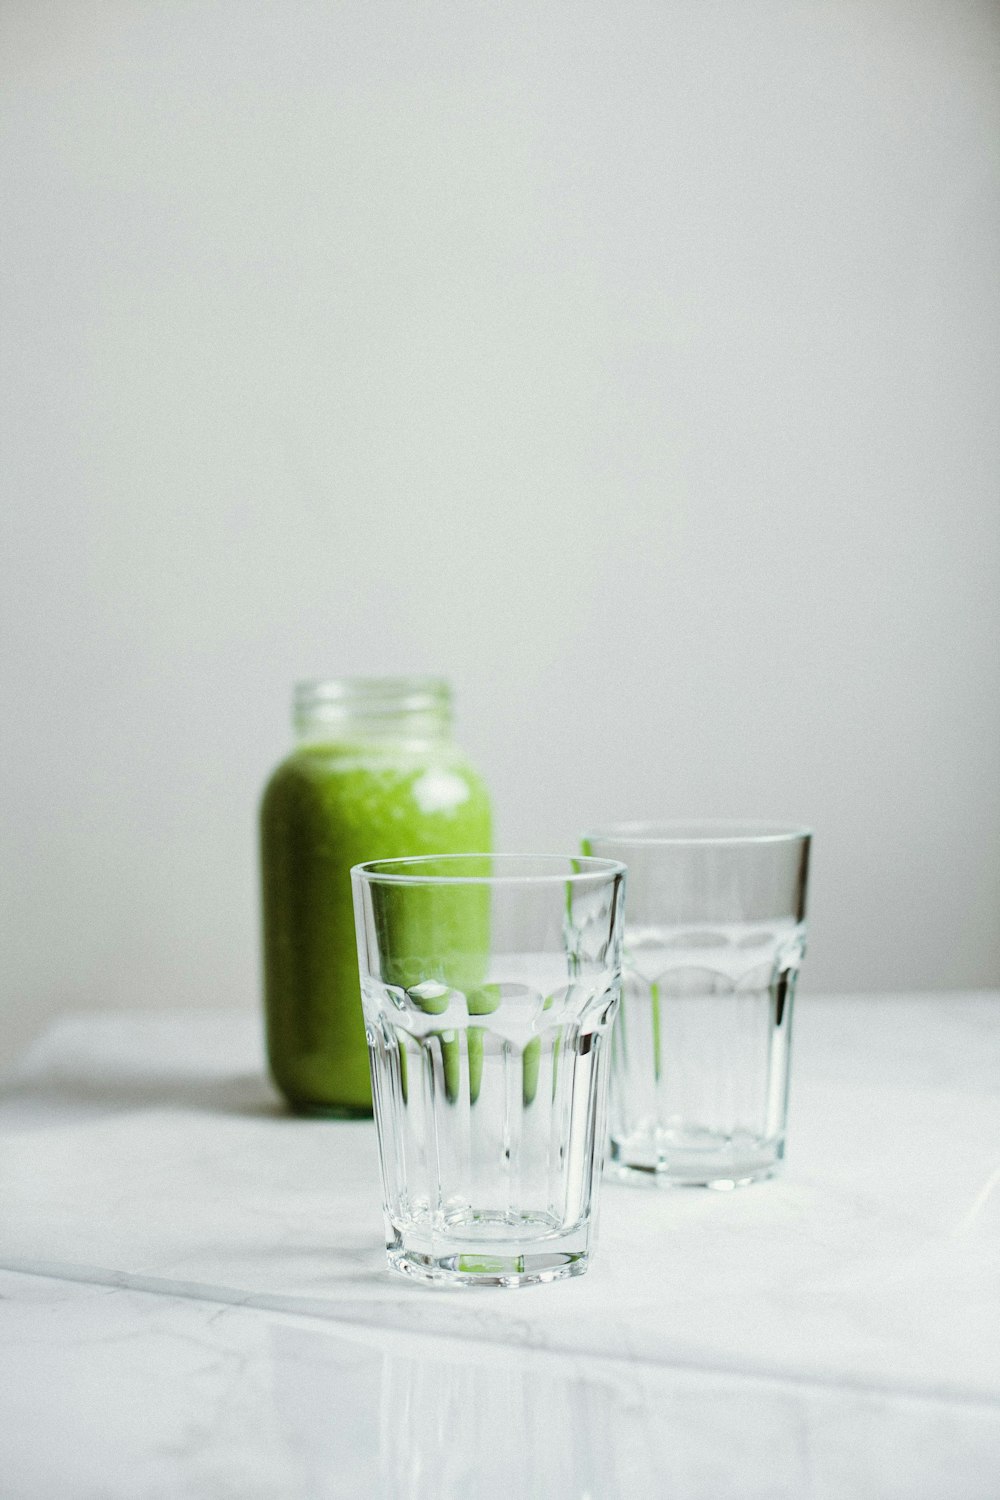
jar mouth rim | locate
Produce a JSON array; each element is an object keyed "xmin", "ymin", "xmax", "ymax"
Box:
[
  {"xmin": 582, "ymin": 820, "xmax": 812, "ymax": 848},
  {"xmin": 294, "ymin": 677, "xmax": 452, "ymax": 722},
  {"xmin": 296, "ymin": 676, "xmax": 450, "ymax": 702},
  {"xmin": 351, "ymin": 853, "xmax": 627, "ymax": 887}
]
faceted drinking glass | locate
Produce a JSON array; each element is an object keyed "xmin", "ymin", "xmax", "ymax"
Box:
[
  {"xmin": 351, "ymin": 854, "xmax": 626, "ymax": 1286},
  {"xmin": 581, "ymin": 823, "xmax": 810, "ymax": 1188}
]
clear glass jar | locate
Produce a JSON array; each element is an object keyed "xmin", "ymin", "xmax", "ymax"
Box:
[{"xmin": 260, "ymin": 677, "xmax": 492, "ymax": 1116}]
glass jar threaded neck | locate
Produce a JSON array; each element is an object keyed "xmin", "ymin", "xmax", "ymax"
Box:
[{"xmin": 293, "ymin": 677, "xmax": 453, "ymax": 743}]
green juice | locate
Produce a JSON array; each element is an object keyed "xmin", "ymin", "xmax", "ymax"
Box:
[
  {"xmin": 364, "ymin": 869, "xmax": 495, "ymax": 1106},
  {"xmin": 260, "ymin": 710, "xmax": 491, "ymax": 1116}
]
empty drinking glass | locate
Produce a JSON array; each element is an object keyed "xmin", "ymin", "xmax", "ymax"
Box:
[
  {"xmin": 581, "ymin": 824, "xmax": 810, "ymax": 1188},
  {"xmin": 351, "ymin": 854, "xmax": 626, "ymax": 1285}
]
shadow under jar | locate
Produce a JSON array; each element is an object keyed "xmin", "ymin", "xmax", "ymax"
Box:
[
  {"xmin": 581, "ymin": 823, "xmax": 811, "ymax": 1189},
  {"xmin": 351, "ymin": 854, "xmax": 626, "ymax": 1287}
]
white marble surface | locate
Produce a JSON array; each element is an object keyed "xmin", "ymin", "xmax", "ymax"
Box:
[{"xmin": 1, "ymin": 995, "xmax": 999, "ymax": 1498}]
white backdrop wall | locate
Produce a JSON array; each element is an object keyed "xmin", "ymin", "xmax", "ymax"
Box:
[{"xmin": 2, "ymin": 1, "xmax": 999, "ymax": 1066}]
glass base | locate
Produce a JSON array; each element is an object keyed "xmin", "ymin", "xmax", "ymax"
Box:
[
  {"xmin": 608, "ymin": 1132, "xmax": 783, "ymax": 1189},
  {"xmin": 387, "ymin": 1245, "xmax": 589, "ymax": 1288},
  {"xmin": 385, "ymin": 1209, "xmax": 591, "ymax": 1288},
  {"xmin": 608, "ymin": 1160, "xmax": 778, "ymax": 1190}
]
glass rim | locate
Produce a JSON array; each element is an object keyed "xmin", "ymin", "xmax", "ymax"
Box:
[
  {"xmin": 351, "ymin": 852, "xmax": 627, "ymax": 887},
  {"xmin": 582, "ymin": 820, "xmax": 812, "ymax": 848}
]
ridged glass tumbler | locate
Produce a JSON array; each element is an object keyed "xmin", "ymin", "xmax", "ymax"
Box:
[
  {"xmin": 351, "ymin": 854, "xmax": 626, "ymax": 1286},
  {"xmin": 581, "ymin": 824, "xmax": 810, "ymax": 1189}
]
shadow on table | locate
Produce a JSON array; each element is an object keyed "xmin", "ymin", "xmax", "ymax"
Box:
[{"xmin": 0, "ymin": 1066, "xmax": 336, "ymax": 1123}]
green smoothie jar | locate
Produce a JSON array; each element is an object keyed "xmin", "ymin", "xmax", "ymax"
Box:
[{"xmin": 260, "ymin": 677, "xmax": 492, "ymax": 1116}]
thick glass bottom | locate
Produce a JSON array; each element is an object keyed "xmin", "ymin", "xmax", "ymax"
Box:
[
  {"xmin": 387, "ymin": 1245, "xmax": 589, "ymax": 1288},
  {"xmin": 385, "ymin": 1209, "xmax": 591, "ymax": 1288},
  {"xmin": 609, "ymin": 1130, "xmax": 783, "ymax": 1189}
]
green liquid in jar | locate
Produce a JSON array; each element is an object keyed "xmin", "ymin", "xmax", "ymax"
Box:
[{"xmin": 260, "ymin": 740, "xmax": 492, "ymax": 1115}]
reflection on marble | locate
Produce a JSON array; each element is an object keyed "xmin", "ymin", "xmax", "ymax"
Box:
[
  {"xmin": 2, "ymin": 1269, "xmax": 999, "ymax": 1500},
  {"xmin": 1, "ymin": 998, "xmax": 999, "ymax": 1497}
]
